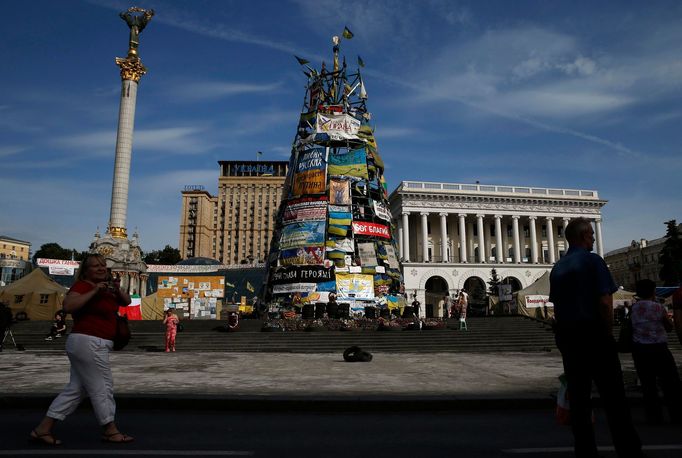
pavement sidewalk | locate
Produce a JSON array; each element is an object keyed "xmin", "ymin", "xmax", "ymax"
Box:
[{"xmin": 0, "ymin": 350, "xmax": 633, "ymax": 410}]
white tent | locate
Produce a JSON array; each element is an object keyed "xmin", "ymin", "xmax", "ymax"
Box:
[{"xmin": 515, "ymin": 271, "xmax": 552, "ymax": 319}]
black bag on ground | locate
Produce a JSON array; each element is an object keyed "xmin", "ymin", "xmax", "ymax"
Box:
[{"xmin": 113, "ymin": 315, "xmax": 131, "ymax": 351}]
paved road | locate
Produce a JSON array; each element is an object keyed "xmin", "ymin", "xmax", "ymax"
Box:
[{"xmin": 2, "ymin": 407, "xmax": 681, "ymax": 457}]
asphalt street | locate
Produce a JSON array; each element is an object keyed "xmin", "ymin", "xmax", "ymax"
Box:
[{"xmin": 2, "ymin": 407, "xmax": 682, "ymax": 457}]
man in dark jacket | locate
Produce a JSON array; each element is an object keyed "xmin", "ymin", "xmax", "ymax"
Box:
[{"xmin": 550, "ymin": 217, "xmax": 643, "ymax": 458}]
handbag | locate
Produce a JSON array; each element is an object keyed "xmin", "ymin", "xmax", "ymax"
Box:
[
  {"xmin": 113, "ymin": 315, "xmax": 131, "ymax": 351},
  {"xmin": 617, "ymin": 315, "xmax": 633, "ymax": 353}
]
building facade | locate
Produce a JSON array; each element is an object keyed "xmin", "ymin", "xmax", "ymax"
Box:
[
  {"xmin": 0, "ymin": 235, "xmax": 32, "ymax": 286},
  {"xmin": 389, "ymin": 181, "xmax": 607, "ymax": 315},
  {"xmin": 179, "ymin": 161, "xmax": 288, "ymax": 265},
  {"xmin": 604, "ymin": 223, "xmax": 681, "ymax": 290}
]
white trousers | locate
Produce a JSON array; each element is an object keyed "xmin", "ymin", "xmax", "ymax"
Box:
[{"xmin": 47, "ymin": 333, "xmax": 116, "ymax": 425}]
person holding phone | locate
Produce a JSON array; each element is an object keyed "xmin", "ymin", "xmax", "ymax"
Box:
[{"xmin": 29, "ymin": 253, "xmax": 133, "ymax": 446}]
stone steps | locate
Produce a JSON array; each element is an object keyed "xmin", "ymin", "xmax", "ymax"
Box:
[{"xmin": 9, "ymin": 316, "xmax": 681, "ymax": 355}]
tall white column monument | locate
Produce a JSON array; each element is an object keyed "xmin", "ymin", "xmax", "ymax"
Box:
[{"xmin": 91, "ymin": 7, "xmax": 154, "ymax": 296}]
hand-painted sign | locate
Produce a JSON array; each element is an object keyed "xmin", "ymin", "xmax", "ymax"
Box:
[
  {"xmin": 525, "ymin": 295, "xmax": 551, "ymax": 308},
  {"xmin": 352, "ymin": 221, "xmax": 390, "ymax": 239},
  {"xmin": 372, "ymin": 200, "xmax": 392, "ymax": 221},
  {"xmin": 384, "ymin": 244, "xmax": 400, "ymax": 269},
  {"xmin": 279, "ymin": 221, "xmax": 326, "ymax": 249},
  {"xmin": 272, "ymin": 283, "xmax": 317, "ymax": 294},
  {"xmin": 316, "ymin": 113, "xmax": 361, "ymax": 140},
  {"xmin": 328, "ymin": 148, "xmax": 368, "ymax": 178},
  {"xmin": 280, "ymin": 247, "xmax": 325, "ymax": 265},
  {"xmin": 328, "ymin": 178, "xmax": 351, "ymax": 205},
  {"xmin": 283, "ymin": 197, "xmax": 328, "ymax": 224},
  {"xmin": 270, "ymin": 265, "xmax": 335, "ymax": 284},
  {"xmin": 292, "ymin": 147, "xmax": 327, "ymax": 196},
  {"xmin": 336, "ymin": 273, "xmax": 375, "ymax": 300},
  {"xmin": 357, "ymin": 242, "xmax": 378, "ymax": 266}
]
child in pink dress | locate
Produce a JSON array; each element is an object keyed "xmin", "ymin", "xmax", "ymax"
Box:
[{"xmin": 163, "ymin": 309, "xmax": 179, "ymax": 352}]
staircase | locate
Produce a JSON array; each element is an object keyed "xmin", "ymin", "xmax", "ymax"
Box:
[{"xmin": 8, "ymin": 316, "xmax": 562, "ymax": 353}]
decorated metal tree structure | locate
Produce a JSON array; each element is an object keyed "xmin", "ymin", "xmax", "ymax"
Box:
[{"xmin": 265, "ymin": 30, "xmax": 404, "ymax": 316}]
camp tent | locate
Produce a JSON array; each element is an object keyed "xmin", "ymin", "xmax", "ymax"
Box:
[
  {"xmin": 515, "ymin": 271, "xmax": 553, "ymax": 320},
  {"xmin": 0, "ymin": 268, "xmax": 67, "ymax": 320},
  {"xmin": 140, "ymin": 292, "xmax": 164, "ymax": 320},
  {"xmin": 613, "ymin": 289, "xmax": 636, "ymax": 307},
  {"xmin": 513, "ymin": 271, "xmax": 636, "ymax": 319}
]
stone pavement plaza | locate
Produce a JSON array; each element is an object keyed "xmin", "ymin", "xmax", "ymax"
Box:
[{"xmin": 1, "ymin": 350, "xmax": 574, "ymax": 404}]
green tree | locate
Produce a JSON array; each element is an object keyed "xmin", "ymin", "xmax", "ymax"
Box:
[
  {"xmin": 143, "ymin": 245, "xmax": 182, "ymax": 265},
  {"xmin": 487, "ymin": 268, "xmax": 501, "ymax": 296},
  {"xmin": 659, "ymin": 220, "xmax": 682, "ymax": 286},
  {"xmin": 32, "ymin": 243, "xmax": 75, "ymax": 264}
]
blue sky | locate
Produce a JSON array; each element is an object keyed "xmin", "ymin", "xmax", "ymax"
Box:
[{"xmin": 2, "ymin": 0, "xmax": 681, "ymax": 255}]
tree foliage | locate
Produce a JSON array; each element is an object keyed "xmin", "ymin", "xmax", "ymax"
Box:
[
  {"xmin": 32, "ymin": 243, "xmax": 85, "ymax": 264},
  {"xmin": 658, "ymin": 220, "xmax": 682, "ymax": 286},
  {"xmin": 143, "ymin": 245, "xmax": 182, "ymax": 265},
  {"xmin": 487, "ymin": 268, "xmax": 501, "ymax": 296}
]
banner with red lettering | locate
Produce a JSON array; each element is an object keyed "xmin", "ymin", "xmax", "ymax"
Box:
[{"xmin": 352, "ymin": 221, "xmax": 390, "ymax": 239}]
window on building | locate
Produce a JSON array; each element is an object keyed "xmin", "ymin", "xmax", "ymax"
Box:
[
  {"xmin": 506, "ymin": 225, "xmax": 512, "ymax": 237},
  {"xmin": 40, "ymin": 294, "xmax": 49, "ymax": 304},
  {"xmin": 14, "ymin": 295, "xmax": 24, "ymax": 304},
  {"xmin": 523, "ymin": 226, "xmax": 530, "ymax": 237},
  {"xmin": 541, "ymin": 225, "xmax": 547, "ymax": 237}
]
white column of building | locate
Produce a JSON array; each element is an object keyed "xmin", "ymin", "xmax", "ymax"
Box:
[
  {"xmin": 439, "ymin": 213, "xmax": 448, "ymax": 262},
  {"xmin": 397, "ymin": 219, "xmax": 404, "ymax": 261},
  {"xmin": 512, "ymin": 216, "xmax": 522, "ymax": 263},
  {"xmin": 402, "ymin": 212, "xmax": 410, "ymax": 262},
  {"xmin": 502, "ymin": 219, "xmax": 509, "ymax": 262},
  {"xmin": 563, "ymin": 217, "xmax": 570, "ymax": 255},
  {"xmin": 458, "ymin": 214, "xmax": 467, "ymax": 263},
  {"xmin": 467, "ymin": 220, "xmax": 475, "ymax": 263},
  {"xmin": 476, "ymin": 214, "xmax": 486, "ymax": 263},
  {"xmin": 494, "ymin": 215, "xmax": 504, "ymax": 263},
  {"xmin": 421, "ymin": 212, "xmax": 429, "ymax": 262},
  {"xmin": 528, "ymin": 216, "xmax": 539, "ymax": 264},
  {"xmin": 595, "ymin": 218, "xmax": 604, "ymax": 257},
  {"xmin": 546, "ymin": 217, "xmax": 556, "ymax": 264}
]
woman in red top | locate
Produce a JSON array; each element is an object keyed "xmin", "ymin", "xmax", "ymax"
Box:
[{"xmin": 29, "ymin": 253, "xmax": 133, "ymax": 446}]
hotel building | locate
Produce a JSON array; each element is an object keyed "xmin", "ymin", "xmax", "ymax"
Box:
[{"xmin": 179, "ymin": 160, "xmax": 288, "ymax": 265}]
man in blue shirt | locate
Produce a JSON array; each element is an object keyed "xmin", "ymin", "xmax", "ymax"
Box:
[{"xmin": 550, "ymin": 217, "xmax": 643, "ymax": 458}]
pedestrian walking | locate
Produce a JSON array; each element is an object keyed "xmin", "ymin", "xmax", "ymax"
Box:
[
  {"xmin": 163, "ymin": 309, "xmax": 179, "ymax": 352},
  {"xmin": 549, "ymin": 217, "xmax": 643, "ymax": 457},
  {"xmin": 29, "ymin": 253, "xmax": 134, "ymax": 446},
  {"xmin": 630, "ymin": 279, "xmax": 681, "ymax": 424},
  {"xmin": 458, "ymin": 290, "xmax": 468, "ymax": 330}
]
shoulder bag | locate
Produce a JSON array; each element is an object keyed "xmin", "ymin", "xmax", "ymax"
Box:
[{"xmin": 113, "ymin": 315, "xmax": 131, "ymax": 351}]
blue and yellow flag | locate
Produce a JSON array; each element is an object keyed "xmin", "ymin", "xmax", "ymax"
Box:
[
  {"xmin": 343, "ymin": 26, "xmax": 354, "ymax": 39},
  {"xmin": 295, "ymin": 55, "xmax": 310, "ymax": 65}
]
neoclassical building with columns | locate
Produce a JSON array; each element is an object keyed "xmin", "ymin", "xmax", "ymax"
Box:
[{"xmin": 389, "ymin": 181, "xmax": 607, "ymax": 316}]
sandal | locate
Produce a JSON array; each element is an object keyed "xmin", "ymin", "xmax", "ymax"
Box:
[
  {"xmin": 101, "ymin": 431, "xmax": 134, "ymax": 443},
  {"xmin": 28, "ymin": 429, "xmax": 62, "ymax": 446}
]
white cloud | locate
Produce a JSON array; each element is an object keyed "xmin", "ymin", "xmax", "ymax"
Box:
[
  {"xmin": 178, "ymin": 81, "xmax": 283, "ymax": 100},
  {"xmin": 0, "ymin": 145, "xmax": 27, "ymax": 158},
  {"xmin": 51, "ymin": 126, "xmax": 215, "ymax": 156}
]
